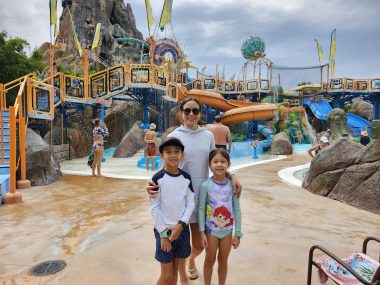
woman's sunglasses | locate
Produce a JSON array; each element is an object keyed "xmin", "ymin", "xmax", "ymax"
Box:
[{"xmin": 182, "ymin": 108, "xmax": 200, "ymax": 115}]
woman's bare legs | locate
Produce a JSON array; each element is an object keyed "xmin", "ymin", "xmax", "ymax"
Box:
[
  {"xmin": 96, "ymin": 146, "xmax": 104, "ymax": 175},
  {"xmin": 178, "ymin": 223, "xmax": 204, "ymax": 283},
  {"xmin": 203, "ymin": 234, "xmax": 219, "ymax": 285},
  {"xmin": 91, "ymin": 148, "xmax": 98, "ymax": 176},
  {"xmin": 217, "ymin": 233, "xmax": 232, "ymax": 285}
]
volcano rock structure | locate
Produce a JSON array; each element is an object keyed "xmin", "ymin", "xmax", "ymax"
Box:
[{"xmin": 56, "ymin": 0, "xmax": 144, "ymax": 69}]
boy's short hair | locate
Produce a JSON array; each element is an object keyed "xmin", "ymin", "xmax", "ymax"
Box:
[
  {"xmin": 159, "ymin": 137, "xmax": 185, "ymax": 153},
  {"xmin": 214, "ymin": 115, "xmax": 221, "ymax": 123}
]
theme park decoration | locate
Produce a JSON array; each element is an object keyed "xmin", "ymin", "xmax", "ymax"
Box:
[
  {"xmin": 275, "ymin": 105, "xmax": 311, "ymax": 144},
  {"xmin": 153, "ymin": 39, "xmax": 182, "ymax": 65},
  {"xmin": 241, "ymin": 35, "xmax": 266, "ymax": 60}
]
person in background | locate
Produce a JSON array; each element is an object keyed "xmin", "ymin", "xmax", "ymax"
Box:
[
  {"xmin": 360, "ymin": 130, "xmax": 370, "ymax": 146},
  {"xmin": 307, "ymin": 136, "xmax": 329, "ymax": 158},
  {"xmin": 92, "ymin": 119, "xmax": 109, "ymax": 176},
  {"xmin": 144, "ymin": 123, "xmax": 157, "ymax": 171},
  {"xmin": 209, "ymin": 115, "xmax": 232, "ymax": 153}
]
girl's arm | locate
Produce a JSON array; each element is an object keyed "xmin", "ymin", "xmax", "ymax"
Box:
[
  {"xmin": 232, "ymin": 194, "xmax": 242, "ymax": 236},
  {"xmin": 198, "ymin": 181, "xmax": 209, "ymax": 232}
]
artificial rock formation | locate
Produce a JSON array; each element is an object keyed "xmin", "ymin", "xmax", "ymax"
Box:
[
  {"xmin": 270, "ymin": 132, "xmax": 292, "ymax": 155},
  {"xmin": 302, "ymin": 137, "xmax": 380, "ymax": 214},
  {"xmin": 48, "ymin": 0, "xmax": 144, "ymax": 71},
  {"xmin": 104, "ymin": 102, "xmax": 142, "ymax": 147},
  {"xmin": 327, "ymin": 108, "xmax": 351, "ymax": 141},
  {"xmin": 26, "ymin": 129, "xmax": 62, "ymax": 186},
  {"xmin": 349, "ymin": 99, "xmax": 373, "ymax": 121},
  {"xmin": 113, "ymin": 121, "xmax": 145, "ymax": 158}
]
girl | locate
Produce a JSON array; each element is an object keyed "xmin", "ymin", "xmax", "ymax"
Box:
[
  {"xmin": 198, "ymin": 148, "xmax": 242, "ymax": 285},
  {"xmin": 92, "ymin": 119, "xmax": 109, "ymax": 177}
]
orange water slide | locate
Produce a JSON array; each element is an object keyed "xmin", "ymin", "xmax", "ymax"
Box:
[{"xmin": 176, "ymin": 85, "xmax": 277, "ymax": 125}]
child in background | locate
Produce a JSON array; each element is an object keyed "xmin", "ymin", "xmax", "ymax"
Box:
[
  {"xmin": 198, "ymin": 148, "xmax": 242, "ymax": 285},
  {"xmin": 150, "ymin": 138, "xmax": 195, "ymax": 285}
]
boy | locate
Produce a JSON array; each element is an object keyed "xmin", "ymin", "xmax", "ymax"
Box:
[{"xmin": 150, "ymin": 137, "xmax": 195, "ymax": 285}]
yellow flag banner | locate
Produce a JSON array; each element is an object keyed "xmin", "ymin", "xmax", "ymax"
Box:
[
  {"xmin": 54, "ymin": 24, "xmax": 59, "ymax": 38},
  {"xmin": 145, "ymin": 0, "xmax": 155, "ymax": 34},
  {"xmin": 74, "ymin": 36, "xmax": 83, "ymax": 57},
  {"xmin": 330, "ymin": 29, "xmax": 336, "ymax": 61},
  {"xmin": 91, "ymin": 23, "xmax": 102, "ymax": 51},
  {"xmin": 331, "ymin": 59, "xmax": 336, "ymax": 76},
  {"xmin": 50, "ymin": 0, "xmax": 57, "ymax": 26},
  {"xmin": 314, "ymin": 39, "xmax": 323, "ymax": 63},
  {"xmin": 159, "ymin": 0, "xmax": 173, "ymax": 31}
]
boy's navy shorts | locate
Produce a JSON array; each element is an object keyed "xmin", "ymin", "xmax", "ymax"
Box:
[{"xmin": 154, "ymin": 226, "xmax": 191, "ymax": 263}]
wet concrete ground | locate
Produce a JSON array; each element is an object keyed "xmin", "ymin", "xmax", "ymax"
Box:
[{"xmin": 0, "ymin": 154, "xmax": 379, "ymax": 284}]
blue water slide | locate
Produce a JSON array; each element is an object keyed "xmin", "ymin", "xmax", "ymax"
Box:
[
  {"xmin": 346, "ymin": 113, "xmax": 371, "ymax": 137},
  {"xmin": 257, "ymin": 124, "xmax": 273, "ymax": 149},
  {"xmin": 303, "ymin": 99, "xmax": 332, "ymax": 120}
]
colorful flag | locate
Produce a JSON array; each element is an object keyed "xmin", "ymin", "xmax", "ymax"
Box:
[
  {"xmin": 329, "ymin": 29, "xmax": 336, "ymax": 61},
  {"xmin": 74, "ymin": 36, "xmax": 83, "ymax": 57},
  {"xmin": 159, "ymin": 0, "xmax": 173, "ymax": 31},
  {"xmin": 50, "ymin": 0, "xmax": 57, "ymax": 26},
  {"xmin": 314, "ymin": 39, "xmax": 323, "ymax": 63},
  {"xmin": 145, "ymin": 0, "xmax": 155, "ymax": 34},
  {"xmin": 331, "ymin": 59, "xmax": 336, "ymax": 76},
  {"xmin": 91, "ymin": 23, "xmax": 102, "ymax": 51}
]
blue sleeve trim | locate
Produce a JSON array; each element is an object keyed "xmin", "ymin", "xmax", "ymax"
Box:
[
  {"xmin": 181, "ymin": 170, "xmax": 194, "ymax": 192},
  {"xmin": 152, "ymin": 169, "xmax": 166, "ymax": 185}
]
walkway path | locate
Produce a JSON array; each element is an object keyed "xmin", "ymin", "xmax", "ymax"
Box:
[{"xmin": 0, "ymin": 154, "xmax": 379, "ymax": 284}]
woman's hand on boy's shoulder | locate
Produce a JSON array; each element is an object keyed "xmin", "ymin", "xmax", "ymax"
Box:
[{"xmin": 146, "ymin": 180, "xmax": 159, "ymax": 198}]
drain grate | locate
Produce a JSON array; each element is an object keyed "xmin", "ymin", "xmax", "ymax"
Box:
[{"xmin": 30, "ymin": 260, "xmax": 66, "ymax": 276}]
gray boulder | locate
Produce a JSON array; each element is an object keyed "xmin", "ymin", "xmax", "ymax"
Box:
[
  {"xmin": 349, "ymin": 99, "xmax": 373, "ymax": 121},
  {"xmin": 26, "ymin": 129, "xmax": 62, "ymax": 186},
  {"xmin": 104, "ymin": 102, "xmax": 141, "ymax": 147},
  {"xmin": 113, "ymin": 121, "xmax": 145, "ymax": 158},
  {"xmin": 327, "ymin": 108, "xmax": 351, "ymax": 141},
  {"xmin": 303, "ymin": 138, "xmax": 380, "ymax": 214},
  {"xmin": 270, "ymin": 132, "xmax": 292, "ymax": 155}
]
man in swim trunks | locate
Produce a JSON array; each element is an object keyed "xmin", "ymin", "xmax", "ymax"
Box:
[
  {"xmin": 209, "ymin": 116, "xmax": 232, "ymax": 153},
  {"xmin": 145, "ymin": 123, "xmax": 157, "ymax": 170}
]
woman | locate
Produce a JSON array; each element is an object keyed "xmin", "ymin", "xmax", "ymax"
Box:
[
  {"xmin": 147, "ymin": 97, "xmax": 242, "ymax": 283},
  {"xmin": 307, "ymin": 136, "xmax": 329, "ymax": 158},
  {"xmin": 92, "ymin": 119, "xmax": 109, "ymax": 176}
]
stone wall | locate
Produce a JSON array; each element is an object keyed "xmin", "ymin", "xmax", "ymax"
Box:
[{"xmin": 52, "ymin": 144, "xmax": 76, "ymax": 162}]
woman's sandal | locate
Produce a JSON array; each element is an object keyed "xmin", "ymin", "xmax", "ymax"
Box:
[{"xmin": 187, "ymin": 268, "xmax": 199, "ymax": 280}]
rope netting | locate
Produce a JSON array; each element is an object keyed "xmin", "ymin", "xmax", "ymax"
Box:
[{"xmin": 271, "ymin": 64, "xmax": 329, "ymax": 94}]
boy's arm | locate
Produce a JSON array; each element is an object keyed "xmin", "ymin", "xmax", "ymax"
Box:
[
  {"xmin": 179, "ymin": 182, "xmax": 195, "ymax": 224},
  {"xmin": 232, "ymin": 194, "xmax": 242, "ymax": 236},
  {"xmin": 198, "ymin": 182, "xmax": 208, "ymax": 232},
  {"xmin": 150, "ymin": 187, "xmax": 166, "ymax": 233}
]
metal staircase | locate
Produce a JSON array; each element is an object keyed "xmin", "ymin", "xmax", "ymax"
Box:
[{"xmin": 0, "ymin": 110, "xmax": 10, "ymax": 204}]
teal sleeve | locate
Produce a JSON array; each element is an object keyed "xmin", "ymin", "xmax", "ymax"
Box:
[
  {"xmin": 198, "ymin": 180, "xmax": 209, "ymax": 232},
  {"xmin": 232, "ymin": 194, "xmax": 242, "ymax": 234}
]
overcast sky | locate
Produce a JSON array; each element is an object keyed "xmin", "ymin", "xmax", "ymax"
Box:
[{"xmin": 1, "ymin": 0, "xmax": 379, "ymax": 79}]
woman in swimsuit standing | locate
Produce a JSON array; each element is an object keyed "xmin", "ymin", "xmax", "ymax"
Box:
[{"xmin": 92, "ymin": 119, "xmax": 109, "ymax": 177}]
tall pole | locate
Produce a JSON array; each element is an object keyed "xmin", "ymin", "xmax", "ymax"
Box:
[{"xmin": 83, "ymin": 49, "xmax": 89, "ymax": 100}]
